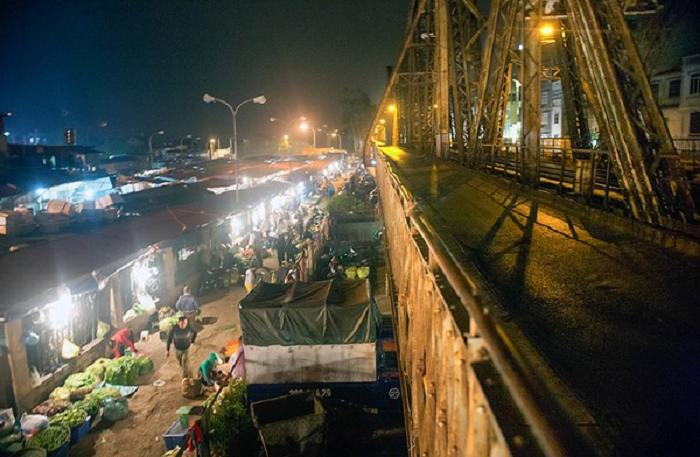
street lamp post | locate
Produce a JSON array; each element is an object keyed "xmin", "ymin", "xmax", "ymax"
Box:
[
  {"xmin": 331, "ymin": 131, "xmax": 343, "ymax": 149},
  {"xmin": 148, "ymin": 130, "xmax": 164, "ymax": 168},
  {"xmin": 203, "ymin": 93, "xmax": 266, "ymax": 203},
  {"xmin": 300, "ymin": 122, "xmax": 316, "ymax": 148}
]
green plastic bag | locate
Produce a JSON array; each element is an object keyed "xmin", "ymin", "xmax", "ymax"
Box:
[{"xmin": 96, "ymin": 321, "xmax": 110, "ymax": 339}]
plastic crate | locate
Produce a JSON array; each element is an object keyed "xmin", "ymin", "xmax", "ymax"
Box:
[
  {"xmin": 47, "ymin": 441, "xmax": 69, "ymax": 457},
  {"xmin": 163, "ymin": 419, "xmax": 188, "ymax": 451},
  {"xmin": 70, "ymin": 418, "xmax": 90, "ymax": 444}
]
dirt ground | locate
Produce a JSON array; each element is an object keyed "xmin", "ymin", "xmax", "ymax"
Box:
[{"xmin": 71, "ymin": 286, "xmax": 247, "ymax": 457}]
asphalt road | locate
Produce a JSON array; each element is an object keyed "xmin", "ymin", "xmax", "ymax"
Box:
[{"xmin": 382, "ymin": 147, "xmax": 700, "ymax": 456}]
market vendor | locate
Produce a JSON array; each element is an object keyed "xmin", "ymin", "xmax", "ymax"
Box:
[
  {"xmin": 110, "ymin": 328, "xmax": 137, "ymax": 359},
  {"xmin": 198, "ymin": 352, "xmax": 221, "ymax": 386}
]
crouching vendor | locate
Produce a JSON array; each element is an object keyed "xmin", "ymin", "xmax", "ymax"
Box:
[
  {"xmin": 110, "ymin": 328, "xmax": 138, "ymax": 358},
  {"xmin": 198, "ymin": 352, "xmax": 221, "ymax": 386}
]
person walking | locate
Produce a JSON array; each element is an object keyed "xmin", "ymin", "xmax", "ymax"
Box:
[
  {"xmin": 285, "ymin": 236, "xmax": 296, "ymax": 264},
  {"xmin": 166, "ymin": 316, "xmax": 197, "ymax": 379},
  {"xmin": 175, "ymin": 285, "xmax": 198, "ymax": 330},
  {"xmin": 275, "ymin": 234, "xmax": 286, "ymax": 268}
]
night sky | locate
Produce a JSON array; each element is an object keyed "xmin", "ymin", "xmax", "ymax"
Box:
[{"xmin": 0, "ymin": 0, "xmax": 410, "ymax": 147}]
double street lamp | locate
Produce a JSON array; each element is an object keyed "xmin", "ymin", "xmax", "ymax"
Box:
[{"xmin": 203, "ymin": 93, "xmax": 267, "ymax": 203}]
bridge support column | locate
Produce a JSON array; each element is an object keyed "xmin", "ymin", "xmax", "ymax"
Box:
[
  {"xmin": 521, "ymin": 0, "xmax": 542, "ymax": 187},
  {"xmin": 434, "ymin": 0, "xmax": 451, "ymax": 158}
]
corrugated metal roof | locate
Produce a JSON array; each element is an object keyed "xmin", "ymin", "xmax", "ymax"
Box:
[{"xmin": 0, "ymin": 181, "xmax": 290, "ymax": 320}]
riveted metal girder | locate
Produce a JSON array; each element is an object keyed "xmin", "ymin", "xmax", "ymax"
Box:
[{"xmin": 371, "ymin": 0, "xmax": 694, "ymax": 222}]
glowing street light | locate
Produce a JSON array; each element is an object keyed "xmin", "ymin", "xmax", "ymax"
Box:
[
  {"xmin": 330, "ymin": 130, "xmax": 342, "ymax": 149},
  {"xmin": 300, "ymin": 122, "xmax": 316, "ymax": 148},
  {"xmin": 203, "ymin": 93, "xmax": 267, "ymax": 203}
]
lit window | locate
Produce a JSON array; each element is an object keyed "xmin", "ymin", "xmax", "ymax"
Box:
[{"xmin": 690, "ymin": 73, "xmax": 700, "ymax": 95}]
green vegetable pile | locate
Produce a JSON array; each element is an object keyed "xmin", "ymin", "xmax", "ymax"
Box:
[
  {"xmin": 105, "ymin": 357, "xmax": 140, "ymax": 385},
  {"xmin": 50, "ymin": 409, "xmax": 87, "ymax": 428},
  {"xmin": 136, "ymin": 356, "xmax": 154, "ymax": 375},
  {"xmin": 65, "ymin": 372, "xmax": 97, "ymax": 389},
  {"xmin": 85, "ymin": 358, "xmax": 113, "ymax": 381},
  {"xmin": 27, "ymin": 425, "xmax": 70, "ymax": 452},
  {"xmin": 159, "ymin": 311, "xmax": 183, "ymax": 333},
  {"xmin": 204, "ymin": 379, "xmax": 258, "ymax": 456},
  {"xmin": 86, "ymin": 386, "xmax": 121, "ymax": 404},
  {"xmin": 49, "ymin": 387, "xmax": 70, "ymax": 402},
  {"xmin": 70, "ymin": 398, "xmax": 100, "ymax": 418},
  {"xmin": 64, "ymin": 372, "xmax": 98, "ymax": 400}
]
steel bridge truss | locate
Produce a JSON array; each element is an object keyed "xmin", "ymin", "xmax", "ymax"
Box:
[{"xmin": 372, "ymin": 0, "xmax": 695, "ymax": 224}]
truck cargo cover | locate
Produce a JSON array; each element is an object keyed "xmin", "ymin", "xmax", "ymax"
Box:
[{"xmin": 239, "ymin": 279, "xmax": 380, "ymax": 346}]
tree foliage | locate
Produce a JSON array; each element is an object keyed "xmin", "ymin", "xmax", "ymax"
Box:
[
  {"xmin": 204, "ymin": 379, "xmax": 258, "ymax": 455},
  {"xmin": 341, "ymin": 89, "xmax": 376, "ymax": 153}
]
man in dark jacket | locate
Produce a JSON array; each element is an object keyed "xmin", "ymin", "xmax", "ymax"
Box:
[{"xmin": 166, "ymin": 316, "xmax": 197, "ymax": 379}]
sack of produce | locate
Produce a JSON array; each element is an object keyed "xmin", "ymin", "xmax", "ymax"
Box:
[
  {"xmin": 158, "ymin": 307, "xmax": 176, "ymax": 320},
  {"xmin": 180, "ymin": 378, "xmax": 202, "ymax": 399},
  {"xmin": 102, "ymin": 397, "xmax": 128, "ymax": 422},
  {"xmin": 26, "ymin": 425, "xmax": 70, "ymax": 454},
  {"xmin": 357, "ymin": 265, "xmax": 370, "ymax": 279},
  {"xmin": 31, "ymin": 400, "xmax": 71, "ymax": 418},
  {"xmin": 19, "ymin": 413, "xmax": 49, "ymax": 437}
]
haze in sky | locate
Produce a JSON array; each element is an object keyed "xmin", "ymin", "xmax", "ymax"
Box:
[{"xmin": 0, "ymin": 0, "xmax": 410, "ymax": 146}]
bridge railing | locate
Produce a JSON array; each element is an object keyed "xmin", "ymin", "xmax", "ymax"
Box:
[
  {"xmin": 377, "ymin": 152, "xmax": 601, "ymax": 456},
  {"xmin": 472, "ymin": 143, "xmax": 620, "ymax": 208}
]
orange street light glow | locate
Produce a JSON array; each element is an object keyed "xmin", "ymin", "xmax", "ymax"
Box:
[{"xmin": 540, "ymin": 25, "xmax": 554, "ymax": 36}]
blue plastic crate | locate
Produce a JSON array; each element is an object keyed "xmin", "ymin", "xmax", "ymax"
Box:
[
  {"xmin": 70, "ymin": 418, "xmax": 90, "ymax": 444},
  {"xmin": 47, "ymin": 441, "xmax": 69, "ymax": 457},
  {"xmin": 163, "ymin": 419, "xmax": 188, "ymax": 451}
]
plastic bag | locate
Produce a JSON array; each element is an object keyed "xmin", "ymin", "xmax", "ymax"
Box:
[
  {"xmin": 102, "ymin": 397, "xmax": 128, "ymax": 422},
  {"xmin": 0, "ymin": 408, "xmax": 14, "ymax": 438},
  {"xmin": 123, "ymin": 309, "xmax": 137, "ymax": 323},
  {"xmin": 138, "ymin": 294, "xmax": 157, "ymax": 316},
  {"xmin": 61, "ymin": 340, "xmax": 80, "ymax": 359},
  {"xmin": 96, "ymin": 320, "xmax": 111, "ymax": 339},
  {"xmin": 20, "ymin": 413, "xmax": 49, "ymax": 437}
]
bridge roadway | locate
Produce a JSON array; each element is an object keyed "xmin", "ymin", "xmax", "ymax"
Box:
[{"xmin": 380, "ymin": 147, "xmax": 700, "ymax": 456}]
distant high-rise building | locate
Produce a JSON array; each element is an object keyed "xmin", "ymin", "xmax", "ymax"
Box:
[{"xmin": 64, "ymin": 128, "xmax": 75, "ymax": 145}]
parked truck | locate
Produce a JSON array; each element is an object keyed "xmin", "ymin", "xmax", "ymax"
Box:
[{"xmin": 239, "ymin": 279, "xmax": 401, "ymax": 412}]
